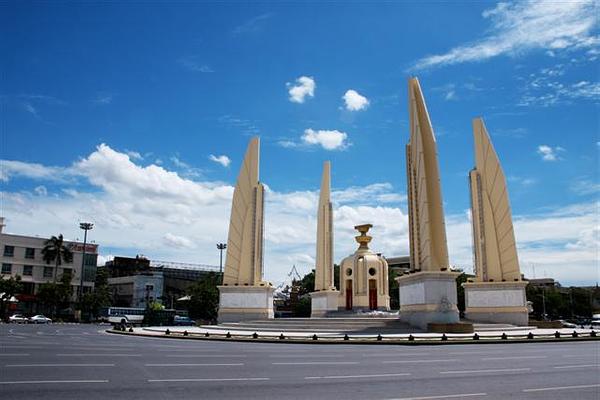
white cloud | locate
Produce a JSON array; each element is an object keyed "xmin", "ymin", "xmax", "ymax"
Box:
[
  {"xmin": 570, "ymin": 179, "xmax": 600, "ymax": 196},
  {"xmin": 34, "ymin": 186, "xmax": 47, "ymax": 196},
  {"xmin": 93, "ymin": 93, "xmax": 113, "ymax": 105},
  {"xmin": 412, "ymin": 1, "xmax": 599, "ymax": 70},
  {"xmin": 343, "ymin": 89, "xmax": 369, "ymax": 111},
  {"xmin": 209, "ymin": 154, "xmax": 231, "ymax": 167},
  {"xmin": 287, "ymin": 76, "xmax": 315, "ymax": 103},
  {"xmin": 232, "ymin": 13, "xmax": 273, "ymax": 35},
  {"xmin": 163, "ymin": 233, "xmax": 194, "ymax": 249},
  {"xmin": 301, "ymin": 129, "xmax": 348, "ymax": 150},
  {"xmin": 2, "ymin": 146, "xmax": 598, "ymax": 286},
  {"xmin": 126, "ymin": 150, "xmax": 143, "ymax": 160},
  {"xmin": 178, "ymin": 56, "xmax": 214, "ymax": 73},
  {"xmin": 537, "ymin": 144, "xmax": 565, "ymax": 161},
  {"xmin": 0, "ymin": 160, "xmax": 69, "ymax": 182}
]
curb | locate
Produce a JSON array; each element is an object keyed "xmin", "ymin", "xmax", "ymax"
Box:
[{"xmin": 106, "ymin": 329, "xmax": 600, "ymax": 346}]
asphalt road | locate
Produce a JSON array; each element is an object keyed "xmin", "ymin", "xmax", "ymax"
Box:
[{"xmin": 1, "ymin": 324, "xmax": 598, "ymax": 400}]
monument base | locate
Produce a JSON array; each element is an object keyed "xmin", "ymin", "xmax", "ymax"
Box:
[
  {"xmin": 217, "ymin": 285, "xmax": 274, "ymax": 323},
  {"xmin": 463, "ymin": 281, "xmax": 529, "ymax": 326},
  {"xmin": 396, "ymin": 271, "xmax": 460, "ymax": 330},
  {"xmin": 310, "ymin": 290, "xmax": 340, "ymax": 317}
]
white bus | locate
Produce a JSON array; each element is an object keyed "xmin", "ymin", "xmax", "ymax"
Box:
[{"xmin": 99, "ymin": 307, "xmax": 145, "ymax": 325}]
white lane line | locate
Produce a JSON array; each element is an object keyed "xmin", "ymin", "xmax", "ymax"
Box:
[
  {"xmin": 6, "ymin": 364, "xmax": 115, "ymax": 367},
  {"xmin": 553, "ymin": 364, "xmax": 600, "ymax": 369},
  {"xmin": 148, "ymin": 377, "xmax": 269, "ymax": 383},
  {"xmin": 523, "ymin": 384, "xmax": 600, "ymax": 392},
  {"xmin": 56, "ymin": 354, "xmax": 142, "ymax": 357},
  {"xmin": 563, "ymin": 354, "xmax": 598, "ymax": 358},
  {"xmin": 481, "ymin": 356, "xmax": 547, "ymax": 361},
  {"xmin": 166, "ymin": 355, "xmax": 247, "ymax": 358},
  {"xmin": 269, "ymin": 354, "xmax": 345, "ymax": 358},
  {"xmin": 363, "ymin": 353, "xmax": 430, "ymax": 357},
  {"xmin": 306, "ymin": 373, "xmax": 411, "ymax": 380},
  {"xmin": 440, "ymin": 368, "xmax": 531, "ymax": 374},
  {"xmin": 386, "ymin": 393, "xmax": 487, "ymax": 400},
  {"xmin": 383, "ymin": 359, "xmax": 458, "ymax": 364},
  {"xmin": 0, "ymin": 354, "xmax": 30, "ymax": 357},
  {"xmin": 145, "ymin": 363, "xmax": 244, "ymax": 367},
  {"xmin": 0, "ymin": 380, "xmax": 109, "ymax": 385},
  {"xmin": 272, "ymin": 361, "xmax": 359, "ymax": 365}
]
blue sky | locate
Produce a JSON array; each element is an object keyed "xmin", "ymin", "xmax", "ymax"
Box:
[{"xmin": 1, "ymin": 1, "xmax": 598, "ymax": 286}]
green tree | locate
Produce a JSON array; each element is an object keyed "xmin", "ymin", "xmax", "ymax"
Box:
[
  {"xmin": 186, "ymin": 272, "xmax": 220, "ymax": 323},
  {"xmin": 0, "ymin": 275, "xmax": 22, "ymax": 319},
  {"xmin": 296, "ymin": 270, "xmax": 315, "ymax": 296},
  {"xmin": 42, "ymin": 234, "xmax": 73, "ymax": 282},
  {"xmin": 455, "ymin": 272, "xmax": 470, "ymax": 314},
  {"xmin": 80, "ymin": 268, "xmax": 111, "ymax": 320},
  {"xmin": 37, "ymin": 273, "xmax": 73, "ymax": 318}
]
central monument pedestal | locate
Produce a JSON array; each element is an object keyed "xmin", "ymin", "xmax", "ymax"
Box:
[
  {"xmin": 310, "ymin": 290, "xmax": 340, "ymax": 317},
  {"xmin": 218, "ymin": 286, "xmax": 274, "ymax": 322},
  {"xmin": 397, "ymin": 271, "xmax": 460, "ymax": 330},
  {"xmin": 463, "ymin": 281, "xmax": 528, "ymax": 326}
]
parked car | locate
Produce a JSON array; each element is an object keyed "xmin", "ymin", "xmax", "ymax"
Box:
[
  {"xmin": 172, "ymin": 315, "xmax": 196, "ymax": 326},
  {"xmin": 29, "ymin": 315, "xmax": 52, "ymax": 324},
  {"xmin": 8, "ymin": 314, "xmax": 28, "ymax": 323},
  {"xmin": 558, "ymin": 320, "xmax": 577, "ymax": 328}
]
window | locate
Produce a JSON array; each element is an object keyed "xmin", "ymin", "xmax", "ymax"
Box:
[
  {"xmin": 3, "ymin": 246, "xmax": 14, "ymax": 257},
  {"xmin": 62, "ymin": 268, "xmax": 73, "ymax": 278},
  {"xmin": 23, "ymin": 265, "xmax": 33, "ymax": 276},
  {"xmin": 1, "ymin": 263, "xmax": 12, "ymax": 274},
  {"xmin": 25, "ymin": 248, "xmax": 35, "ymax": 259},
  {"xmin": 84, "ymin": 253, "xmax": 97, "ymax": 266},
  {"xmin": 43, "ymin": 267, "xmax": 53, "ymax": 278}
]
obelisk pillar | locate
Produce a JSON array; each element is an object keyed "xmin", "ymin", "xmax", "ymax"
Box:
[{"xmin": 217, "ymin": 137, "xmax": 274, "ymax": 322}]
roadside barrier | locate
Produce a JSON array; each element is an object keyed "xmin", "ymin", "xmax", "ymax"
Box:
[{"xmin": 109, "ymin": 326, "xmax": 599, "ymax": 345}]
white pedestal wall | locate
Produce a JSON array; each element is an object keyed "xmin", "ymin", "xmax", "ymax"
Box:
[
  {"xmin": 463, "ymin": 281, "xmax": 529, "ymax": 326},
  {"xmin": 396, "ymin": 271, "xmax": 460, "ymax": 330},
  {"xmin": 310, "ymin": 290, "xmax": 340, "ymax": 317},
  {"xmin": 217, "ymin": 285, "xmax": 274, "ymax": 322}
]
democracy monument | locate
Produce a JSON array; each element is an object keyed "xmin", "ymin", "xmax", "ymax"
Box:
[{"xmin": 217, "ymin": 77, "xmax": 527, "ymax": 329}]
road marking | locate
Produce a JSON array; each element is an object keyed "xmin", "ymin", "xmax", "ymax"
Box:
[
  {"xmin": 269, "ymin": 354, "xmax": 345, "ymax": 358},
  {"xmin": 440, "ymin": 368, "xmax": 530, "ymax": 374},
  {"xmin": 6, "ymin": 363, "xmax": 115, "ymax": 367},
  {"xmin": 0, "ymin": 380, "xmax": 109, "ymax": 385},
  {"xmin": 0, "ymin": 354, "xmax": 30, "ymax": 357},
  {"xmin": 386, "ymin": 393, "xmax": 487, "ymax": 400},
  {"xmin": 166, "ymin": 354, "xmax": 247, "ymax": 358},
  {"xmin": 383, "ymin": 359, "xmax": 458, "ymax": 364},
  {"xmin": 306, "ymin": 373, "xmax": 411, "ymax": 380},
  {"xmin": 523, "ymin": 384, "xmax": 600, "ymax": 392},
  {"xmin": 363, "ymin": 353, "xmax": 430, "ymax": 357},
  {"xmin": 272, "ymin": 361, "xmax": 359, "ymax": 365},
  {"xmin": 481, "ymin": 356, "xmax": 547, "ymax": 361},
  {"xmin": 145, "ymin": 363, "xmax": 244, "ymax": 367},
  {"xmin": 148, "ymin": 377, "xmax": 269, "ymax": 383},
  {"xmin": 553, "ymin": 364, "xmax": 599, "ymax": 369},
  {"xmin": 56, "ymin": 354, "xmax": 142, "ymax": 357}
]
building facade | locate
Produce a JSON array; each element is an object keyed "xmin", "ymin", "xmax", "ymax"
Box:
[{"xmin": 0, "ymin": 219, "xmax": 98, "ymax": 315}]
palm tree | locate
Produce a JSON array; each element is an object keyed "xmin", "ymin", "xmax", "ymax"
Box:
[{"xmin": 42, "ymin": 234, "xmax": 73, "ymax": 282}]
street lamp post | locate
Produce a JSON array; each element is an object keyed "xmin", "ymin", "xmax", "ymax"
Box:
[
  {"xmin": 78, "ymin": 222, "xmax": 94, "ymax": 311},
  {"xmin": 216, "ymin": 243, "xmax": 227, "ymax": 282}
]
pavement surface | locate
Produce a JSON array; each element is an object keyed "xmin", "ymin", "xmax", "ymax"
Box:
[{"xmin": 1, "ymin": 324, "xmax": 599, "ymax": 400}]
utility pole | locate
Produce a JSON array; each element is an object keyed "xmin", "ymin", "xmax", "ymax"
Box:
[
  {"xmin": 217, "ymin": 243, "xmax": 227, "ymax": 283},
  {"xmin": 78, "ymin": 222, "xmax": 94, "ymax": 317}
]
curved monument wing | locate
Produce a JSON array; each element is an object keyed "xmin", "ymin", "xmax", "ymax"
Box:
[
  {"xmin": 469, "ymin": 118, "xmax": 520, "ymax": 282},
  {"xmin": 406, "ymin": 77, "xmax": 450, "ymax": 271},
  {"xmin": 223, "ymin": 137, "xmax": 266, "ymax": 286},
  {"xmin": 315, "ymin": 161, "xmax": 334, "ymax": 291}
]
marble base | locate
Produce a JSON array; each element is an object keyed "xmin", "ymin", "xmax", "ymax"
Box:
[
  {"xmin": 310, "ymin": 290, "xmax": 340, "ymax": 317},
  {"xmin": 396, "ymin": 271, "xmax": 460, "ymax": 330},
  {"xmin": 463, "ymin": 281, "xmax": 529, "ymax": 326},
  {"xmin": 217, "ymin": 285, "xmax": 275, "ymax": 323}
]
